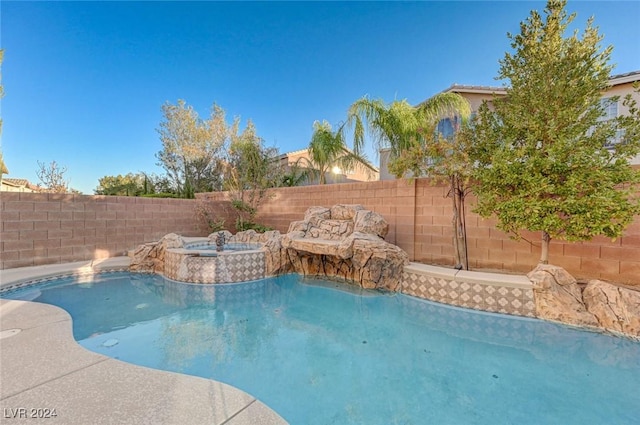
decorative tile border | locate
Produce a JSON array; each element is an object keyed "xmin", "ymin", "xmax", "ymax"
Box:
[
  {"xmin": 184, "ymin": 241, "xmax": 262, "ymax": 251},
  {"xmin": 164, "ymin": 248, "xmax": 265, "ymax": 284},
  {"xmin": 400, "ymin": 263, "xmax": 535, "ymax": 317},
  {"xmin": 0, "ymin": 268, "xmax": 129, "ymax": 295},
  {"xmin": 2, "ymin": 256, "xmax": 533, "ymax": 320}
]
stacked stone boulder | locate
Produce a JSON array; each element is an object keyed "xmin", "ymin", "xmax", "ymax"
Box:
[
  {"xmin": 130, "ymin": 205, "xmax": 407, "ymax": 292},
  {"xmin": 129, "ymin": 233, "xmax": 184, "ymax": 273},
  {"xmin": 221, "ymin": 229, "xmax": 292, "ymax": 276},
  {"xmin": 529, "ymin": 263, "xmax": 640, "ymax": 339},
  {"xmin": 129, "ymin": 213, "xmax": 640, "ymax": 338},
  {"xmin": 281, "ymin": 204, "xmax": 409, "ymax": 291},
  {"xmin": 583, "ymin": 280, "xmax": 640, "ymax": 337}
]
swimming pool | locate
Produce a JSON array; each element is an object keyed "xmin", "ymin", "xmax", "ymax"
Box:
[{"xmin": 4, "ymin": 272, "xmax": 639, "ymax": 424}]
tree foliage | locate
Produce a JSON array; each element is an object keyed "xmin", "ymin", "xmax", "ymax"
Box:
[
  {"xmin": 36, "ymin": 160, "xmax": 70, "ymax": 193},
  {"xmin": 223, "ymin": 121, "xmax": 281, "ymax": 231},
  {"xmin": 296, "ymin": 120, "xmax": 376, "ymax": 185},
  {"xmin": 156, "ymin": 100, "xmax": 227, "ymax": 197},
  {"xmin": 0, "ymin": 152, "xmax": 7, "ymax": 176},
  {"xmin": 347, "ymin": 93, "xmax": 471, "ymax": 160},
  {"xmin": 471, "ymin": 0, "xmax": 640, "ymax": 263},
  {"xmin": 0, "ymin": 49, "xmax": 4, "ymax": 135},
  {"xmin": 390, "ymin": 117, "xmax": 475, "ymax": 269},
  {"xmin": 0, "ymin": 50, "xmax": 7, "ymax": 177},
  {"xmin": 281, "ymin": 161, "xmax": 312, "ymax": 187},
  {"xmin": 347, "ymin": 93, "xmax": 472, "ymax": 268},
  {"xmin": 95, "ymin": 172, "xmax": 160, "ymax": 196}
]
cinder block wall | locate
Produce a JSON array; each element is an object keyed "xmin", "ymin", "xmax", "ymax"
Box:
[
  {"xmin": 411, "ymin": 180, "xmax": 640, "ymax": 284},
  {"xmin": 0, "ymin": 193, "xmax": 210, "ymax": 269},
  {"xmin": 200, "ymin": 179, "xmax": 640, "ymax": 285},
  {"xmin": 3, "ymin": 180, "xmax": 639, "ymax": 285},
  {"xmin": 198, "ymin": 180, "xmax": 417, "ymax": 259}
]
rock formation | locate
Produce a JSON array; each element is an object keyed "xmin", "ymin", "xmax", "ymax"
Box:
[
  {"xmin": 282, "ymin": 204, "xmax": 408, "ymax": 291},
  {"xmin": 227, "ymin": 229, "xmax": 291, "ymax": 276},
  {"xmin": 583, "ymin": 280, "xmax": 640, "ymax": 338},
  {"xmin": 529, "ymin": 264, "xmax": 640, "ymax": 339},
  {"xmin": 129, "ymin": 233, "xmax": 184, "ymax": 273},
  {"xmin": 528, "ymin": 264, "xmax": 598, "ymax": 327}
]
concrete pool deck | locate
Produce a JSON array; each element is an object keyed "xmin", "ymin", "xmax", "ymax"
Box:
[{"xmin": 0, "ymin": 258, "xmax": 287, "ymax": 425}]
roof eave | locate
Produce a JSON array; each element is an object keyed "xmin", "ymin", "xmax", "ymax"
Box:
[
  {"xmin": 441, "ymin": 85, "xmax": 507, "ymax": 96},
  {"xmin": 609, "ymin": 72, "xmax": 640, "ymax": 86}
]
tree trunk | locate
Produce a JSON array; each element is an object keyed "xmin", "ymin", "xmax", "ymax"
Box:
[
  {"xmin": 540, "ymin": 231, "xmax": 551, "ymax": 264},
  {"xmin": 451, "ymin": 175, "xmax": 469, "ymax": 270}
]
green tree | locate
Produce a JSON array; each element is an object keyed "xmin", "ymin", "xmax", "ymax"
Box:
[
  {"xmin": 281, "ymin": 161, "xmax": 311, "ymax": 187},
  {"xmin": 298, "ymin": 120, "xmax": 377, "ymax": 185},
  {"xmin": 347, "ymin": 94, "xmax": 471, "ymax": 161},
  {"xmin": 223, "ymin": 121, "xmax": 281, "ymax": 231},
  {"xmin": 471, "ymin": 0, "xmax": 640, "ymax": 264},
  {"xmin": 0, "ymin": 49, "xmax": 4, "ymax": 135},
  {"xmin": 347, "ymin": 93, "xmax": 472, "ymax": 268},
  {"xmin": 156, "ymin": 100, "xmax": 227, "ymax": 197},
  {"xmin": 95, "ymin": 172, "xmax": 157, "ymax": 196},
  {"xmin": 390, "ymin": 115, "xmax": 474, "ymax": 270}
]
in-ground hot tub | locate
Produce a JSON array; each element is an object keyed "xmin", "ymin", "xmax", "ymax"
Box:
[
  {"xmin": 164, "ymin": 239, "xmax": 266, "ymax": 284},
  {"xmin": 185, "ymin": 241, "xmax": 263, "ymax": 253}
]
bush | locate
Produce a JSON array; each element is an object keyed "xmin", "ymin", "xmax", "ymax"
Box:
[
  {"xmin": 235, "ymin": 217, "xmax": 272, "ymax": 233},
  {"xmin": 140, "ymin": 193, "xmax": 181, "ymax": 198}
]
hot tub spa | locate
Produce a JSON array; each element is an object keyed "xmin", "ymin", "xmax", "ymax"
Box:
[{"xmin": 164, "ymin": 239, "xmax": 266, "ymax": 284}]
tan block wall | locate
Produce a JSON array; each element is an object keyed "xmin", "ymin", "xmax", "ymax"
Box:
[
  {"xmin": 3, "ymin": 179, "xmax": 639, "ymax": 286},
  {"xmin": 0, "ymin": 193, "xmax": 210, "ymax": 269},
  {"xmin": 198, "ymin": 179, "xmax": 417, "ymax": 259},
  {"xmin": 412, "ymin": 180, "xmax": 639, "ymax": 285},
  {"xmin": 201, "ymin": 178, "xmax": 640, "ymax": 286}
]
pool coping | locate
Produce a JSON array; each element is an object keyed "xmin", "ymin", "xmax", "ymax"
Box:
[{"xmin": 0, "ymin": 257, "xmax": 288, "ymax": 425}]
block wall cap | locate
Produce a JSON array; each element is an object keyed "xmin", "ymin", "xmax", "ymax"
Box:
[{"xmin": 454, "ymin": 270, "xmax": 531, "ymax": 289}]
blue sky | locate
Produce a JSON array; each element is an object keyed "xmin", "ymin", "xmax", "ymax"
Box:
[{"xmin": 2, "ymin": 1, "xmax": 639, "ymax": 194}]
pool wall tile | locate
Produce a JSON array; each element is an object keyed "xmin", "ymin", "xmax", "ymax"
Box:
[
  {"xmin": 400, "ymin": 263, "xmax": 535, "ymax": 317},
  {"xmin": 164, "ymin": 249, "xmax": 265, "ymax": 284}
]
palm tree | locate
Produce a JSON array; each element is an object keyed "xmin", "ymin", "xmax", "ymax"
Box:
[
  {"xmin": 347, "ymin": 92, "xmax": 471, "ymax": 158},
  {"xmin": 0, "ymin": 151, "xmax": 8, "ymax": 190},
  {"xmin": 296, "ymin": 120, "xmax": 377, "ymax": 185},
  {"xmin": 346, "ymin": 92, "xmax": 472, "ymax": 269},
  {"xmin": 281, "ymin": 161, "xmax": 311, "ymax": 187},
  {"xmin": 0, "ymin": 152, "xmax": 8, "ymax": 175}
]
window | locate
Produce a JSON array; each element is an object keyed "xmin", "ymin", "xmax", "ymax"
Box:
[
  {"xmin": 596, "ymin": 97, "xmax": 622, "ymax": 148},
  {"xmin": 599, "ymin": 97, "xmax": 618, "ymax": 122},
  {"xmin": 436, "ymin": 116, "xmax": 460, "ymax": 138}
]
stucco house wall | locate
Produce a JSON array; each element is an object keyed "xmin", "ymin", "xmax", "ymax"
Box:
[
  {"xmin": 380, "ymin": 70, "xmax": 640, "ymax": 176},
  {"xmin": 280, "ymin": 148, "xmax": 379, "ymax": 185}
]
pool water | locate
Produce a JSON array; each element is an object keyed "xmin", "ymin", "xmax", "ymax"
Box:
[{"xmin": 4, "ymin": 272, "xmax": 640, "ymax": 424}]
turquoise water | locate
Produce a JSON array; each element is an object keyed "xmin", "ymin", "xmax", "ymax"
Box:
[{"xmin": 4, "ymin": 272, "xmax": 640, "ymax": 424}]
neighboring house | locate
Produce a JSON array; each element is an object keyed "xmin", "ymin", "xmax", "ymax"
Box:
[
  {"xmin": 279, "ymin": 148, "xmax": 379, "ymax": 185},
  {"xmin": 0, "ymin": 178, "xmax": 43, "ymax": 193},
  {"xmin": 380, "ymin": 70, "xmax": 640, "ymax": 179}
]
